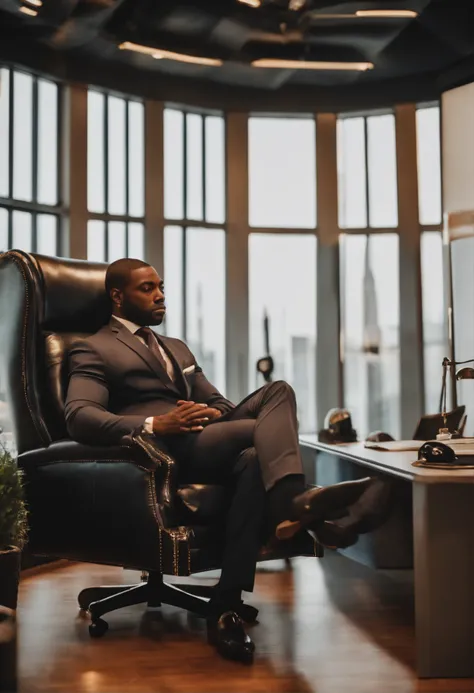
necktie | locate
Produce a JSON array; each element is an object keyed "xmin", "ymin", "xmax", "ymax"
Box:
[{"xmin": 135, "ymin": 327, "xmax": 171, "ymax": 378}]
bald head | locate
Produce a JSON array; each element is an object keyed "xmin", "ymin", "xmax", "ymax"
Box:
[
  {"xmin": 105, "ymin": 258, "xmax": 166, "ymax": 327},
  {"xmin": 105, "ymin": 258, "xmax": 150, "ymax": 296}
]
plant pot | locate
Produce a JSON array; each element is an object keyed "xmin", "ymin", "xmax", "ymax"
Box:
[
  {"xmin": 0, "ymin": 605, "xmax": 17, "ymax": 693},
  {"xmin": 0, "ymin": 547, "xmax": 21, "ymax": 611}
]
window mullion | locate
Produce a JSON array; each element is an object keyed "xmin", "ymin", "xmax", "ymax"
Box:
[
  {"xmin": 104, "ymin": 94, "xmax": 109, "ymax": 217},
  {"xmin": 8, "ymin": 69, "xmax": 13, "ymax": 202},
  {"xmin": 182, "ymin": 225, "xmax": 187, "ymax": 342},
  {"xmin": 32, "ymin": 77, "xmax": 38, "ymax": 205},
  {"xmin": 364, "ymin": 117, "xmax": 370, "ymax": 229},
  {"xmin": 125, "ymin": 99, "xmax": 130, "ymax": 256},
  {"xmin": 202, "ymin": 115, "xmax": 206, "ymax": 223},
  {"xmin": 183, "ymin": 114, "xmax": 187, "ymax": 225}
]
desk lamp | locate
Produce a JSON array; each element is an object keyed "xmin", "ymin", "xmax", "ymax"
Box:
[{"xmin": 438, "ymin": 356, "xmax": 474, "ymax": 436}]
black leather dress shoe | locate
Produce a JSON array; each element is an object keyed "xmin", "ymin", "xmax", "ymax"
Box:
[
  {"xmin": 207, "ymin": 611, "xmax": 255, "ymax": 664},
  {"xmin": 276, "ymin": 477, "xmax": 373, "ymax": 540}
]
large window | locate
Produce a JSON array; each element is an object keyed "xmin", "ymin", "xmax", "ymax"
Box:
[
  {"xmin": 337, "ymin": 114, "xmax": 398, "ymax": 229},
  {"xmin": 247, "ymin": 117, "xmax": 317, "ymax": 427},
  {"xmin": 416, "ymin": 105, "xmax": 442, "ymax": 226},
  {"xmin": 337, "ymin": 117, "xmax": 367, "ymax": 228},
  {"xmin": 338, "ymin": 113, "xmax": 400, "ymax": 436},
  {"xmin": 421, "ymin": 232, "xmax": 448, "ymax": 414},
  {"xmin": 0, "ymin": 68, "xmax": 61, "ymax": 255},
  {"xmin": 164, "ymin": 109, "xmax": 225, "ymax": 224},
  {"xmin": 249, "ymin": 233, "xmax": 317, "ymax": 433},
  {"xmin": 450, "ymin": 238, "xmax": 474, "ymax": 435},
  {"xmin": 87, "ymin": 91, "xmax": 145, "ymax": 262},
  {"xmin": 163, "ymin": 109, "xmax": 227, "ymax": 394},
  {"xmin": 163, "ymin": 227, "xmax": 226, "ymax": 392},
  {"xmin": 248, "ymin": 117, "xmax": 317, "ymax": 229},
  {"xmin": 340, "ymin": 233, "xmax": 400, "ymax": 439},
  {"xmin": 417, "ymin": 104, "xmax": 446, "ymax": 413},
  {"xmin": 0, "ymin": 67, "xmax": 62, "ymax": 434}
]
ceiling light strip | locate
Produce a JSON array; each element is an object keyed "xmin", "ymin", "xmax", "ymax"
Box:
[
  {"xmin": 252, "ymin": 59, "xmax": 374, "ymax": 71},
  {"xmin": 119, "ymin": 42, "xmax": 222, "ymax": 66},
  {"xmin": 19, "ymin": 5, "xmax": 37, "ymax": 15},
  {"xmin": 310, "ymin": 10, "xmax": 418, "ymax": 19},
  {"xmin": 355, "ymin": 9, "xmax": 418, "ymax": 18}
]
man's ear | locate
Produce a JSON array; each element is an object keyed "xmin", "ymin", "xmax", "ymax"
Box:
[{"xmin": 110, "ymin": 288, "xmax": 122, "ymax": 308}]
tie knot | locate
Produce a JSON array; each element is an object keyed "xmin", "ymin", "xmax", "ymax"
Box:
[
  {"xmin": 136, "ymin": 326, "xmax": 152, "ymax": 338},
  {"xmin": 135, "ymin": 326, "xmax": 157, "ymax": 347}
]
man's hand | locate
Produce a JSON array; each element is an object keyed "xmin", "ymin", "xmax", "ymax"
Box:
[
  {"xmin": 152, "ymin": 401, "xmax": 218, "ymax": 436},
  {"xmin": 177, "ymin": 400, "xmax": 222, "ymax": 423}
]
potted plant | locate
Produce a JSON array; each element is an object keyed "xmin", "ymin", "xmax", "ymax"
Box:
[{"xmin": 0, "ymin": 445, "xmax": 27, "ymax": 610}]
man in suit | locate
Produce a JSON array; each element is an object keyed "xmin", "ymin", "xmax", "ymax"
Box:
[{"xmin": 66, "ymin": 258, "xmax": 388, "ymax": 664}]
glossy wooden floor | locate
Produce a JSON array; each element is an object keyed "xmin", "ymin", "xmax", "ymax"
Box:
[{"xmin": 17, "ymin": 555, "xmax": 474, "ymax": 693}]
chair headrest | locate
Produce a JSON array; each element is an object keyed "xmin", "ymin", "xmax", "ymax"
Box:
[{"xmin": 31, "ymin": 252, "xmax": 111, "ymax": 333}]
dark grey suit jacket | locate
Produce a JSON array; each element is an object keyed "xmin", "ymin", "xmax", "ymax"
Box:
[{"xmin": 65, "ymin": 318, "xmax": 235, "ymax": 446}]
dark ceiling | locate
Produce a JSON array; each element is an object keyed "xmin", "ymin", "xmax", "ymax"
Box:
[{"xmin": 0, "ymin": 0, "xmax": 473, "ymax": 111}]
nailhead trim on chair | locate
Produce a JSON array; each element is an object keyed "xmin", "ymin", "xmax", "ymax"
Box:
[{"xmin": 133, "ymin": 433, "xmax": 173, "ymax": 504}]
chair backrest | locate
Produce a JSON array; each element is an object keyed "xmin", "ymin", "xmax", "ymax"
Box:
[{"xmin": 0, "ymin": 251, "xmax": 110, "ymax": 454}]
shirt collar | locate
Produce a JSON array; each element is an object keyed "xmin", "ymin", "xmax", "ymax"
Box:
[{"xmin": 112, "ymin": 315, "xmax": 141, "ymax": 335}]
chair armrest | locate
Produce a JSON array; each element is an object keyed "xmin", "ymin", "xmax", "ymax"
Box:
[
  {"xmin": 19, "ymin": 456, "xmax": 162, "ymax": 568},
  {"xmin": 18, "ymin": 432, "xmax": 166, "ymax": 472},
  {"xmin": 130, "ymin": 428, "xmax": 180, "ymax": 528},
  {"xmin": 18, "ymin": 439, "xmax": 137, "ymax": 469},
  {"xmin": 17, "ymin": 431, "xmax": 185, "ymax": 571},
  {"xmin": 18, "ymin": 427, "xmax": 180, "ymax": 529}
]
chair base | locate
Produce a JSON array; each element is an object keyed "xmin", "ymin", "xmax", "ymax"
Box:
[{"xmin": 78, "ymin": 572, "xmax": 259, "ymax": 637}]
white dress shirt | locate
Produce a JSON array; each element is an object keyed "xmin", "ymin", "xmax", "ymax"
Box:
[{"xmin": 112, "ymin": 315, "xmax": 175, "ymax": 433}]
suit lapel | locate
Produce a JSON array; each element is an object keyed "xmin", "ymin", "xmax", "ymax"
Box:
[{"xmin": 109, "ymin": 318, "xmax": 180, "ymax": 394}]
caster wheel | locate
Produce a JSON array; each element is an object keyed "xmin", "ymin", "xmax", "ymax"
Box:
[
  {"xmin": 238, "ymin": 603, "xmax": 259, "ymax": 624},
  {"xmin": 89, "ymin": 618, "xmax": 109, "ymax": 638}
]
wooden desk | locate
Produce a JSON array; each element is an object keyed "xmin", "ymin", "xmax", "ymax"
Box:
[{"xmin": 300, "ymin": 436, "xmax": 474, "ymax": 679}]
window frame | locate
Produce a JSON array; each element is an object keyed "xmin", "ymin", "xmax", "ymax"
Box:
[
  {"xmin": 163, "ymin": 106, "xmax": 228, "ymax": 344},
  {"xmin": 337, "ymin": 103, "xmax": 444, "ymax": 430},
  {"xmin": 247, "ymin": 113, "xmax": 318, "ymax": 231},
  {"xmin": 416, "ymin": 102, "xmax": 445, "ymax": 414},
  {"xmin": 337, "ymin": 109, "xmax": 403, "ymax": 235},
  {"xmin": 244, "ymin": 113, "xmax": 319, "ymax": 427},
  {"xmin": 87, "ymin": 88, "xmax": 146, "ymax": 262},
  {"xmin": 0, "ymin": 66, "xmax": 63, "ymax": 254},
  {"xmin": 415, "ymin": 101, "xmax": 443, "ymax": 230}
]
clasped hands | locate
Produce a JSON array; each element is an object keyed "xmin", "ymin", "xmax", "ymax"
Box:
[{"xmin": 152, "ymin": 400, "xmax": 222, "ymax": 436}]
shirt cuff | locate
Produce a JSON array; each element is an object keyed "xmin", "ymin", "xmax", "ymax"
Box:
[{"xmin": 144, "ymin": 417, "xmax": 154, "ymax": 434}]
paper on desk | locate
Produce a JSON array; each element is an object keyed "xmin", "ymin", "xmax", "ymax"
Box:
[
  {"xmin": 446, "ymin": 437, "xmax": 474, "ymax": 445},
  {"xmin": 445, "ymin": 439, "xmax": 474, "ymax": 455},
  {"xmin": 364, "ymin": 440, "xmax": 424, "ymax": 451},
  {"xmin": 364, "ymin": 437, "xmax": 474, "ymax": 454}
]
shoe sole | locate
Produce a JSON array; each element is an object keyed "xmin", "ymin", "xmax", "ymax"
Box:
[
  {"xmin": 274, "ymin": 520, "xmax": 347, "ymax": 548},
  {"xmin": 208, "ymin": 634, "xmax": 255, "ymax": 664},
  {"xmin": 275, "ymin": 519, "xmax": 303, "ymax": 540}
]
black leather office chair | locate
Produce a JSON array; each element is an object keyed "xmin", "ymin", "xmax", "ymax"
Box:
[{"xmin": 0, "ymin": 250, "xmax": 322, "ymax": 637}]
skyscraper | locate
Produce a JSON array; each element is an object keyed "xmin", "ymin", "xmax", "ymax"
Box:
[{"xmin": 363, "ymin": 238, "xmax": 384, "ymax": 433}]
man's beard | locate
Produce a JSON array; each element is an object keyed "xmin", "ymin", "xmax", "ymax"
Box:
[{"xmin": 121, "ymin": 301, "xmax": 163, "ymax": 327}]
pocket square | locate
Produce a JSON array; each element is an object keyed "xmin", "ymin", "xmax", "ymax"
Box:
[{"xmin": 182, "ymin": 365, "xmax": 195, "ymax": 375}]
